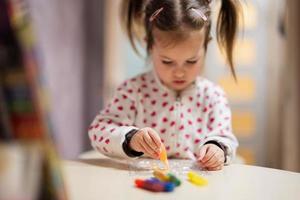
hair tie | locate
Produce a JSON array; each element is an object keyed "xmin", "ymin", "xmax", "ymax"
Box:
[
  {"xmin": 191, "ymin": 7, "xmax": 209, "ymax": 22},
  {"xmin": 149, "ymin": 7, "xmax": 164, "ymax": 22}
]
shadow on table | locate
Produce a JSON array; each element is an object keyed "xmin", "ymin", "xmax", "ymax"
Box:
[{"xmin": 76, "ymin": 158, "xmax": 146, "ymax": 172}]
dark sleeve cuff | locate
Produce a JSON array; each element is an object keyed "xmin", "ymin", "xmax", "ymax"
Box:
[
  {"xmin": 204, "ymin": 140, "xmax": 227, "ymax": 163},
  {"xmin": 122, "ymin": 129, "xmax": 144, "ymax": 157}
]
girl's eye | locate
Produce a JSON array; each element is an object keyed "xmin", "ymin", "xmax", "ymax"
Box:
[
  {"xmin": 186, "ymin": 60, "xmax": 198, "ymax": 64},
  {"xmin": 162, "ymin": 60, "xmax": 173, "ymax": 65}
]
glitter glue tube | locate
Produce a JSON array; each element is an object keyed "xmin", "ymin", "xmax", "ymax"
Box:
[
  {"xmin": 153, "ymin": 169, "xmax": 181, "ymax": 186},
  {"xmin": 153, "ymin": 169, "xmax": 170, "ymax": 182},
  {"xmin": 135, "ymin": 178, "xmax": 175, "ymax": 192},
  {"xmin": 167, "ymin": 173, "xmax": 181, "ymax": 186},
  {"xmin": 149, "ymin": 178, "xmax": 175, "ymax": 192},
  {"xmin": 187, "ymin": 171, "xmax": 208, "ymax": 186},
  {"xmin": 159, "ymin": 145, "xmax": 169, "ymax": 170}
]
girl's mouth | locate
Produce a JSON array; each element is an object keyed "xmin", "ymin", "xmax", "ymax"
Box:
[{"xmin": 173, "ymin": 80, "xmax": 186, "ymax": 85}]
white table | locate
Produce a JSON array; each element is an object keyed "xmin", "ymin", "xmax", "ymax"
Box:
[{"xmin": 63, "ymin": 151, "xmax": 300, "ymax": 200}]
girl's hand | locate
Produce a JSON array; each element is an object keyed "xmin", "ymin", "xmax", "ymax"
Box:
[
  {"xmin": 197, "ymin": 144, "xmax": 225, "ymax": 171},
  {"xmin": 129, "ymin": 127, "xmax": 162, "ymax": 159}
]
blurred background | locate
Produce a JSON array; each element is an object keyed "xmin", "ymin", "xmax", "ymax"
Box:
[{"xmin": 3, "ymin": 0, "xmax": 299, "ymax": 172}]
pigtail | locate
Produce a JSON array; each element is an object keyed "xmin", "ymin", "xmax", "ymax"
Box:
[
  {"xmin": 216, "ymin": 0, "xmax": 241, "ymax": 81},
  {"xmin": 120, "ymin": 0, "xmax": 145, "ymax": 54}
]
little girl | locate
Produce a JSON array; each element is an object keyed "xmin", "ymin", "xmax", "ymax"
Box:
[{"xmin": 89, "ymin": 0, "xmax": 241, "ymax": 171}]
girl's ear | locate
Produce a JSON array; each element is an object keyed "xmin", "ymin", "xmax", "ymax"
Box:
[
  {"xmin": 206, "ymin": 35, "xmax": 213, "ymax": 47},
  {"xmin": 208, "ymin": 35, "xmax": 213, "ymax": 42}
]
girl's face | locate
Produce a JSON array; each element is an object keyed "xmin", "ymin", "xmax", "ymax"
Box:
[{"xmin": 151, "ymin": 28, "xmax": 206, "ymax": 92}]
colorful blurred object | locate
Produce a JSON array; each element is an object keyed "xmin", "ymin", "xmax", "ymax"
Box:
[
  {"xmin": 135, "ymin": 178, "xmax": 175, "ymax": 192},
  {"xmin": 0, "ymin": 0, "xmax": 67, "ymax": 199},
  {"xmin": 153, "ymin": 169, "xmax": 181, "ymax": 186}
]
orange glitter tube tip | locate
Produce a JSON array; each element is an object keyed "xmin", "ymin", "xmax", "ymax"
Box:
[{"xmin": 159, "ymin": 145, "xmax": 169, "ymax": 170}]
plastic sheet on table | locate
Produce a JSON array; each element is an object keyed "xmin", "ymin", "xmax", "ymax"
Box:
[{"xmin": 127, "ymin": 158, "xmax": 209, "ymax": 177}]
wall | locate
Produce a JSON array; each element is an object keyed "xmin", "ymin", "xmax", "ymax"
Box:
[{"xmin": 28, "ymin": 0, "xmax": 85, "ymax": 158}]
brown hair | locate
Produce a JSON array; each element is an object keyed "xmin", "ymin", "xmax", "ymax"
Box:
[{"xmin": 121, "ymin": 0, "xmax": 241, "ymax": 80}]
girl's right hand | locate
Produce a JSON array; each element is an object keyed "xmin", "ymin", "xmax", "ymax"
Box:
[{"xmin": 129, "ymin": 127, "xmax": 162, "ymax": 159}]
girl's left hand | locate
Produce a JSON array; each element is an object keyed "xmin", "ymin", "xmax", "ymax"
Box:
[{"xmin": 197, "ymin": 144, "xmax": 225, "ymax": 171}]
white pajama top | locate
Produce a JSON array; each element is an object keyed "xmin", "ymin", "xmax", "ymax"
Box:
[{"xmin": 88, "ymin": 70, "xmax": 238, "ymax": 164}]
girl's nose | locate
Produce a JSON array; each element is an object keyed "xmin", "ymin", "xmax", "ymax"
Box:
[{"xmin": 174, "ymin": 68, "xmax": 185, "ymax": 78}]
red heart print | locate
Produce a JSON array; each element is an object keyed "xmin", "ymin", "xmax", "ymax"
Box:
[
  {"xmin": 151, "ymin": 111, "xmax": 156, "ymax": 117},
  {"xmin": 151, "ymin": 123, "xmax": 157, "ymax": 128},
  {"xmin": 162, "ymin": 102, "xmax": 168, "ymax": 107},
  {"xmin": 117, "ymin": 106, "xmax": 123, "ymax": 111},
  {"xmin": 151, "ymin": 100, "xmax": 156, "ymax": 105},
  {"xmin": 162, "ymin": 117, "xmax": 168, "ymax": 123}
]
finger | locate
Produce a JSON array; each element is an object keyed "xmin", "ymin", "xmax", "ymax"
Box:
[
  {"xmin": 209, "ymin": 160, "xmax": 223, "ymax": 169},
  {"xmin": 129, "ymin": 132, "xmax": 143, "ymax": 152},
  {"xmin": 143, "ymin": 133, "xmax": 160, "ymax": 155},
  {"xmin": 197, "ymin": 161, "xmax": 208, "ymax": 170},
  {"xmin": 139, "ymin": 141, "xmax": 156, "ymax": 158},
  {"xmin": 140, "ymin": 137, "xmax": 158, "ymax": 158},
  {"xmin": 206, "ymin": 148, "xmax": 225, "ymax": 166},
  {"xmin": 202, "ymin": 151, "xmax": 218, "ymax": 167},
  {"xmin": 207, "ymin": 165, "xmax": 222, "ymax": 171},
  {"xmin": 200, "ymin": 146, "xmax": 215, "ymax": 163},
  {"xmin": 208, "ymin": 151, "xmax": 224, "ymax": 168},
  {"xmin": 210, "ymin": 164, "xmax": 223, "ymax": 171},
  {"xmin": 205, "ymin": 157, "xmax": 220, "ymax": 168},
  {"xmin": 147, "ymin": 129, "xmax": 162, "ymax": 150},
  {"xmin": 146, "ymin": 129, "xmax": 161, "ymax": 151},
  {"xmin": 135, "ymin": 142, "xmax": 146, "ymax": 154},
  {"xmin": 198, "ymin": 145, "xmax": 208, "ymax": 161},
  {"xmin": 215, "ymin": 152, "xmax": 225, "ymax": 165}
]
